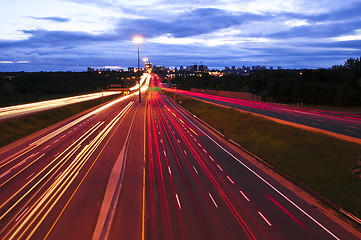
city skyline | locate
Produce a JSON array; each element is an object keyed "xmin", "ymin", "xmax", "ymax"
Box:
[{"xmin": 1, "ymin": 0, "xmax": 361, "ymax": 71}]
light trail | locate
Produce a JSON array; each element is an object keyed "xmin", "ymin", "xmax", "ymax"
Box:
[
  {"xmin": 0, "ymin": 91, "xmax": 121, "ymax": 121},
  {"xmin": 167, "ymin": 94, "xmax": 343, "ymax": 240},
  {"xmin": 0, "ymin": 98, "xmax": 135, "ymax": 239}
]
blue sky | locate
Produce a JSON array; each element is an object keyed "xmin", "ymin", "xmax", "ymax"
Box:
[{"xmin": 1, "ymin": 0, "xmax": 361, "ymax": 71}]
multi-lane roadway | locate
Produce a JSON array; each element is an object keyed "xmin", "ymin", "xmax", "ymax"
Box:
[
  {"xmin": 143, "ymin": 91, "xmax": 359, "ymax": 239},
  {"xmin": 0, "ymin": 73, "xmax": 360, "ymax": 239},
  {"xmin": 165, "ymin": 88, "xmax": 361, "ymax": 143}
]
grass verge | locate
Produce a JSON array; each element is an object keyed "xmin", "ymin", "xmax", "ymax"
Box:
[
  {"xmin": 166, "ymin": 92, "xmax": 361, "ymax": 219},
  {"xmin": 0, "ymin": 94, "xmax": 120, "ymax": 148}
]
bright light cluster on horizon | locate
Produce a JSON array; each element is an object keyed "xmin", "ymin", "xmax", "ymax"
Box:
[{"xmin": 1, "ymin": 0, "xmax": 361, "ymax": 71}]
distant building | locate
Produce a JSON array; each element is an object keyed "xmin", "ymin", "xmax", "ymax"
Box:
[
  {"xmin": 87, "ymin": 67, "xmax": 95, "ymax": 72},
  {"xmin": 153, "ymin": 65, "xmax": 166, "ymax": 71},
  {"xmin": 192, "ymin": 65, "xmax": 198, "ymax": 72},
  {"xmin": 198, "ymin": 65, "xmax": 208, "ymax": 72},
  {"xmin": 128, "ymin": 67, "xmax": 134, "ymax": 72}
]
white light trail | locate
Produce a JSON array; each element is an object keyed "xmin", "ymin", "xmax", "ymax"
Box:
[{"xmin": 0, "ymin": 91, "xmax": 121, "ymax": 121}]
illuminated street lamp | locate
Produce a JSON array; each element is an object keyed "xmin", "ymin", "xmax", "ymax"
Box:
[{"xmin": 133, "ymin": 36, "xmax": 143, "ymax": 103}]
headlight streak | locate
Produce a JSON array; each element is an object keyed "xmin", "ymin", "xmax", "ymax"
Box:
[
  {"xmin": 4, "ymin": 101, "xmax": 134, "ymax": 239},
  {"xmin": 0, "ymin": 92, "xmax": 121, "ymax": 121},
  {"xmin": 0, "ymin": 121, "xmax": 103, "ymax": 207},
  {"xmin": 0, "ymin": 100, "xmax": 134, "ymax": 239},
  {"xmin": 0, "ymin": 153, "xmax": 44, "ymax": 188},
  {"xmin": 0, "ymin": 145, "xmax": 37, "ymax": 170}
]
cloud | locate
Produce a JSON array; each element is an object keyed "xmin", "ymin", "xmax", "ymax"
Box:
[
  {"xmin": 30, "ymin": 16, "xmax": 70, "ymax": 22},
  {"xmin": 115, "ymin": 8, "xmax": 266, "ymax": 39},
  {"xmin": 2, "ymin": 1, "xmax": 361, "ymax": 71},
  {"xmin": 265, "ymin": 19, "xmax": 361, "ymax": 39}
]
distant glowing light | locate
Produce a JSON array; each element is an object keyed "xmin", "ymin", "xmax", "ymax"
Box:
[{"xmin": 133, "ymin": 36, "xmax": 144, "ymax": 44}]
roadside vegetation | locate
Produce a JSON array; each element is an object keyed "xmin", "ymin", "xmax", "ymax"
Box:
[
  {"xmin": 170, "ymin": 57, "xmax": 361, "ymax": 107},
  {"xmin": 165, "ymin": 92, "xmax": 361, "ymax": 220},
  {"xmin": 0, "ymin": 94, "xmax": 119, "ymax": 148},
  {"xmin": 0, "ymin": 71, "xmax": 134, "ymax": 107}
]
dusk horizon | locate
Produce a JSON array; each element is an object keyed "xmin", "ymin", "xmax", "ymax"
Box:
[{"xmin": 1, "ymin": 0, "xmax": 361, "ymax": 72}]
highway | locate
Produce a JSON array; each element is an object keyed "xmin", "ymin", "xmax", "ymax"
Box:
[
  {"xmin": 144, "ymin": 91, "xmax": 360, "ymax": 239},
  {"xmin": 165, "ymin": 88, "xmax": 361, "ymax": 142},
  {"xmin": 0, "ymin": 91, "xmax": 121, "ymax": 121},
  {"xmin": 0, "ymin": 72, "xmax": 360, "ymax": 239},
  {"xmin": 0, "ymin": 74, "xmax": 151, "ymax": 239}
]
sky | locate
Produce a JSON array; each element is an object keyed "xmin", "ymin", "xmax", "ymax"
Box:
[{"xmin": 1, "ymin": 0, "xmax": 361, "ymax": 72}]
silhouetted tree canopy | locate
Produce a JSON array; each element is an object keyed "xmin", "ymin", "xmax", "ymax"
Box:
[{"xmin": 171, "ymin": 57, "xmax": 361, "ymax": 106}]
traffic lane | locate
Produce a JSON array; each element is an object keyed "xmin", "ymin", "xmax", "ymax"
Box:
[
  {"xmin": 147, "ymin": 93, "xmax": 183, "ymax": 240},
  {"xmin": 42, "ymin": 99, "xmax": 139, "ymax": 240},
  {"xmin": 160, "ymin": 96, "xmax": 280, "ymax": 240},
  {"xmin": 173, "ymin": 89, "xmax": 361, "ymax": 126},
  {"xmin": 0, "ymin": 100, "xmax": 135, "ymax": 239},
  {"xmin": 154, "ymin": 94, "xmax": 278, "ymax": 239},
  {"xmin": 170, "ymin": 96, "xmax": 360, "ymax": 240},
  {"xmin": 152, "ymin": 97, "xmax": 217, "ymax": 240},
  {"xmin": 0, "ymin": 97, "xmax": 137, "ymax": 238},
  {"xmin": 174, "ymin": 92, "xmax": 361, "ymax": 140},
  {"xmin": 108, "ymin": 93, "xmax": 147, "ymax": 240},
  {"xmin": 0, "ymin": 93, "xmax": 132, "ymax": 162},
  {"xmin": 0, "ymin": 97, "xmax": 135, "ymax": 205},
  {"xmin": 199, "ymin": 96, "xmax": 361, "ymax": 139}
]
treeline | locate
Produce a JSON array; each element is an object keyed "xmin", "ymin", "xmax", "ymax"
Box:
[
  {"xmin": 171, "ymin": 57, "xmax": 361, "ymax": 106},
  {"xmin": 0, "ymin": 71, "xmax": 134, "ymax": 107}
]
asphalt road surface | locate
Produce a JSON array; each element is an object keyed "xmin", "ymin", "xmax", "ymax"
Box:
[
  {"xmin": 166, "ymin": 89, "xmax": 361, "ymax": 141},
  {"xmin": 144, "ymin": 91, "xmax": 360, "ymax": 240},
  {"xmin": 0, "ymin": 92, "xmax": 141, "ymax": 239},
  {"xmin": 0, "ymin": 73, "xmax": 360, "ymax": 239}
]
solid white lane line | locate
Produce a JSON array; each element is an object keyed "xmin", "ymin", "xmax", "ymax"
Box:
[
  {"xmin": 217, "ymin": 165, "xmax": 223, "ymax": 171},
  {"xmin": 227, "ymin": 176, "xmax": 234, "ymax": 184},
  {"xmin": 183, "ymin": 150, "xmax": 187, "ymax": 155},
  {"xmin": 208, "ymin": 193, "xmax": 218, "ymax": 208},
  {"xmin": 240, "ymin": 191, "xmax": 250, "ymax": 202},
  {"xmin": 176, "ymin": 194, "xmax": 181, "ymax": 209},
  {"xmin": 168, "ymin": 166, "xmax": 172, "ymax": 176},
  {"xmin": 258, "ymin": 212, "xmax": 272, "ymax": 226},
  {"xmin": 175, "ymin": 106, "xmax": 341, "ymax": 240},
  {"xmin": 193, "ymin": 166, "xmax": 199, "ymax": 174}
]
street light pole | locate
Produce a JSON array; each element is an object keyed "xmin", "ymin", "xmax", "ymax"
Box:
[
  {"xmin": 137, "ymin": 41, "xmax": 141, "ymax": 103},
  {"xmin": 133, "ymin": 36, "xmax": 143, "ymax": 103}
]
